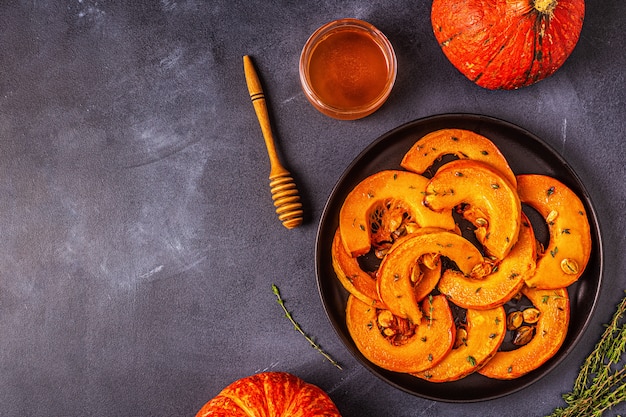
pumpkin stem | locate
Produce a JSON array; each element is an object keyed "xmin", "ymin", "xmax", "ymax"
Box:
[{"xmin": 533, "ymin": 0, "xmax": 558, "ymax": 15}]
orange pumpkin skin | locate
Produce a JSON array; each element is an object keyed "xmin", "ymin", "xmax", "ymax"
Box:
[
  {"xmin": 196, "ymin": 372, "xmax": 341, "ymax": 417},
  {"xmin": 431, "ymin": 0, "xmax": 585, "ymax": 89}
]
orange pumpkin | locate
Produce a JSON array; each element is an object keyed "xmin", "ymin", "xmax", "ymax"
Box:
[
  {"xmin": 196, "ymin": 372, "xmax": 341, "ymax": 417},
  {"xmin": 431, "ymin": 0, "xmax": 585, "ymax": 89},
  {"xmin": 346, "ymin": 294, "xmax": 456, "ymax": 373},
  {"xmin": 376, "ymin": 254, "xmax": 442, "ymax": 325},
  {"xmin": 413, "ymin": 306, "xmax": 506, "ymax": 382},
  {"xmin": 331, "ymin": 228, "xmax": 386, "ymax": 309},
  {"xmin": 478, "ymin": 287, "xmax": 570, "ymax": 380},
  {"xmin": 516, "ymin": 174, "xmax": 591, "ymax": 289},
  {"xmin": 437, "ymin": 213, "xmax": 536, "ymax": 309},
  {"xmin": 376, "ymin": 229, "xmax": 482, "ymax": 323},
  {"xmin": 401, "ymin": 128, "xmax": 516, "ymax": 187},
  {"xmin": 339, "ymin": 170, "xmax": 456, "ymax": 257},
  {"xmin": 424, "ymin": 159, "xmax": 521, "ymax": 260},
  {"xmin": 375, "ymin": 228, "xmax": 450, "ymax": 324}
]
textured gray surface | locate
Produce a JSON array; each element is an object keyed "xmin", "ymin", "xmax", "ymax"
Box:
[{"xmin": 0, "ymin": 1, "xmax": 624, "ymax": 416}]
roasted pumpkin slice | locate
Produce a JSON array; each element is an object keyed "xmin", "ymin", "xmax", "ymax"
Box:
[
  {"xmin": 346, "ymin": 294, "xmax": 455, "ymax": 373},
  {"xmin": 377, "ymin": 229, "xmax": 483, "ymax": 324},
  {"xmin": 425, "ymin": 159, "xmax": 521, "ymax": 260},
  {"xmin": 401, "ymin": 128, "xmax": 517, "ymax": 187},
  {"xmin": 339, "ymin": 170, "xmax": 456, "ymax": 257},
  {"xmin": 478, "ymin": 287, "xmax": 570, "ymax": 380},
  {"xmin": 438, "ymin": 213, "xmax": 536, "ymax": 309},
  {"xmin": 413, "ymin": 306, "xmax": 506, "ymax": 382},
  {"xmin": 376, "ymin": 254, "xmax": 442, "ymax": 324},
  {"xmin": 331, "ymin": 228, "xmax": 386, "ymax": 309},
  {"xmin": 517, "ymin": 174, "xmax": 592, "ymax": 289}
]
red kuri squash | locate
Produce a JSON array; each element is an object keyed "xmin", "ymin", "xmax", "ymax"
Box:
[
  {"xmin": 196, "ymin": 372, "xmax": 341, "ymax": 417},
  {"xmin": 431, "ymin": 0, "xmax": 585, "ymax": 89}
]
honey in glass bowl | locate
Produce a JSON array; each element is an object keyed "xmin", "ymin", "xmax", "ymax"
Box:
[{"xmin": 299, "ymin": 18, "xmax": 397, "ymax": 120}]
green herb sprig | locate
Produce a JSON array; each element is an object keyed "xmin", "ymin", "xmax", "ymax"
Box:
[
  {"xmin": 272, "ymin": 284, "xmax": 342, "ymax": 370},
  {"xmin": 547, "ymin": 291, "xmax": 626, "ymax": 416}
]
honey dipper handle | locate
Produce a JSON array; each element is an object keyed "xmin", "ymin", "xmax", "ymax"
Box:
[
  {"xmin": 243, "ymin": 55, "xmax": 303, "ymax": 229},
  {"xmin": 243, "ymin": 55, "xmax": 288, "ymax": 179}
]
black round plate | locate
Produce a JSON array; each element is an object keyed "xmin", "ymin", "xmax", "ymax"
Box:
[{"xmin": 315, "ymin": 113, "xmax": 603, "ymax": 402}]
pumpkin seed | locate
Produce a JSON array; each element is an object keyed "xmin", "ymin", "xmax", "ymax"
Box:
[
  {"xmin": 454, "ymin": 327, "xmax": 468, "ymax": 349},
  {"xmin": 377, "ymin": 310, "xmax": 394, "ymax": 328},
  {"xmin": 522, "ymin": 307, "xmax": 541, "ymax": 324},
  {"xmin": 471, "ymin": 261, "xmax": 493, "ymax": 278},
  {"xmin": 410, "ymin": 264, "xmax": 424, "ymax": 284},
  {"xmin": 507, "ymin": 311, "xmax": 524, "ymax": 330},
  {"xmin": 420, "ymin": 253, "xmax": 439, "ymax": 270},
  {"xmin": 561, "ymin": 258, "xmax": 579, "ymax": 275},
  {"xmin": 404, "ymin": 222, "xmax": 420, "ymax": 234},
  {"xmin": 375, "ymin": 242, "xmax": 392, "ymax": 259},
  {"xmin": 475, "ymin": 217, "xmax": 488, "ymax": 227},
  {"xmin": 382, "ymin": 328, "xmax": 396, "ymax": 337},
  {"xmin": 391, "ymin": 224, "xmax": 407, "ymax": 240},
  {"xmin": 513, "ymin": 326, "xmax": 535, "ymax": 346},
  {"xmin": 546, "ymin": 209, "xmax": 559, "ymax": 224}
]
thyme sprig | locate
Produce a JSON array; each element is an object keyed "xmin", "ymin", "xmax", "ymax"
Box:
[
  {"xmin": 547, "ymin": 291, "xmax": 626, "ymax": 416},
  {"xmin": 271, "ymin": 284, "xmax": 342, "ymax": 370}
]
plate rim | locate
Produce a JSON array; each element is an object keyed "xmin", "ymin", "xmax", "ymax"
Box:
[{"xmin": 315, "ymin": 112, "xmax": 604, "ymax": 402}]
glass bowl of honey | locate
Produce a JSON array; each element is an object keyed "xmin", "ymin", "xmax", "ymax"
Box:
[{"xmin": 299, "ymin": 18, "xmax": 397, "ymax": 120}]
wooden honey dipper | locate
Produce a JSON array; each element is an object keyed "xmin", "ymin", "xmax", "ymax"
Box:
[{"xmin": 243, "ymin": 55, "xmax": 304, "ymax": 229}]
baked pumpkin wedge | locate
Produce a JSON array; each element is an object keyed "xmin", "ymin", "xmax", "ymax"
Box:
[
  {"xmin": 401, "ymin": 128, "xmax": 517, "ymax": 187},
  {"xmin": 478, "ymin": 287, "xmax": 570, "ymax": 380},
  {"xmin": 384, "ymin": 229, "xmax": 446, "ymax": 305},
  {"xmin": 377, "ymin": 229, "xmax": 483, "ymax": 324},
  {"xmin": 424, "ymin": 159, "xmax": 522, "ymax": 260},
  {"xmin": 438, "ymin": 213, "xmax": 536, "ymax": 309},
  {"xmin": 413, "ymin": 306, "xmax": 506, "ymax": 382},
  {"xmin": 376, "ymin": 253, "xmax": 442, "ymax": 325},
  {"xmin": 516, "ymin": 174, "xmax": 592, "ymax": 289},
  {"xmin": 331, "ymin": 228, "xmax": 386, "ymax": 309},
  {"xmin": 346, "ymin": 294, "xmax": 455, "ymax": 373},
  {"xmin": 339, "ymin": 170, "xmax": 456, "ymax": 257}
]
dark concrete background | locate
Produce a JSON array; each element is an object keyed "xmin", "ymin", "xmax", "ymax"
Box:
[{"xmin": 0, "ymin": 1, "xmax": 624, "ymax": 416}]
